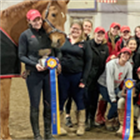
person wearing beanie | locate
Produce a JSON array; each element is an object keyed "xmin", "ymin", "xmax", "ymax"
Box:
[
  {"xmin": 18, "ymin": 9, "xmax": 61, "ymax": 140},
  {"xmin": 95, "ymin": 22, "xmax": 121, "ymax": 126},
  {"xmin": 98, "ymin": 47, "xmax": 132, "ymax": 131},
  {"xmin": 85, "ymin": 27, "xmax": 109, "ymax": 131}
]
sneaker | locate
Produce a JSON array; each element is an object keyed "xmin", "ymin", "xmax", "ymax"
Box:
[{"xmin": 65, "ymin": 116, "xmax": 73, "ymax": 127}]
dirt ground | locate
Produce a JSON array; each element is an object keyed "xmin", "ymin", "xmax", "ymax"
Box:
[{"xmin": 9, "ymin": 77, "xmax": 140, "ymax": 140}]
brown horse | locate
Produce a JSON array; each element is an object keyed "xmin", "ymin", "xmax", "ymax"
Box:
[
  {"xmin": 0, "ymin": 0, "xmax": 69, "ymax": 47},
  {"xmin": 0, "ymin": 0, "xmax": 69, "ymax": 140}
]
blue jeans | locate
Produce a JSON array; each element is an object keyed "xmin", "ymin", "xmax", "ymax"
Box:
[
  {"xmin": 26, "ymin": 71, "xmax": 50, "ymax": 109},
  {"xmin": 98, "ymin": 83, "xmax": 119, "ymax": 119},
  {"xmin": 58, "ymin": 73, "xmax": 85, "ymax": 111}
]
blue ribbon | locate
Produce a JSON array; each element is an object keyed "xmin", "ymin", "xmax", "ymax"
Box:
[
  {"xmin": 124, "ymin": 89, "xmax": 132, "ymax": 140},
  {"xmin": 50, "ymin": 69, "xmax": 58, "ymax": 135}
]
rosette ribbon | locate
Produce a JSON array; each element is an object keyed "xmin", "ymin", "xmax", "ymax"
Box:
[
  {"xmin": 45, "ymin": 56, "xmax": 60, "ymax": 135},
  {"xmin": 122, "ymin": 78, "xmax": 135, "ymax": 140}
]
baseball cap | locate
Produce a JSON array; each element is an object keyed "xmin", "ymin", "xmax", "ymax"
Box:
[
  {"xmin": 26, "ymin": 9, "xmax": 42, "ymax": 21},
  {"xmin": 121, "ymin": 26, "xmax": 130, "ymax": 33},
  {"xmin": 137, "ymin": 67, "xmax": 140, "ymax": 74},
  {"xmin": 94, "ymin": 27, "xmax": 105, "ymax": 33},
  {"xmin": 110, "ymin": 22, "xmax": 121, "ymax": 29},
  {"xmin": 120, "ymin": 47, "xmax": 132, "ymax": 55}
]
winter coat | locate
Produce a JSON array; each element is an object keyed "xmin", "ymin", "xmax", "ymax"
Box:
[
  {"xmin": 105, "ymin": 32, "xmax": 121, "ymax": 62},
  {"xmin": 86, "ymin": 39, "xmax": 109, "ymax": 87}
]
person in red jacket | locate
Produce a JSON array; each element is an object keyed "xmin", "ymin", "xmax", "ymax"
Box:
[
  {"xmin": 119, "ymin": 26, "xmax": 131, "ymax": 49},
  {"xmin": 95, "ymin": 22, "xmax": 121, "ymax": 126}
]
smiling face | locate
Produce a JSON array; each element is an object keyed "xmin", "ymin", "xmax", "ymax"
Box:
[
  {"xmin": 121, "ymin": 30, "xmax": 131, "ymax": 40},
  {"xmin": 83, "ymin": 21, "xmax": 92, "ymax": 35},
  {"xmin": 127, "ymin": 39, "xmax": 137, "ymax": 52},
  {"xmin": 29, "ymin": 17, "xmax": 43, "ymax": 29},
  {"xmin": 120, "ymin": 52, "xmax": 130, "ymax": 62},
  {"xmin": 110, "ymin": 26, "xmax": 120, "ymax": 36},
  {"xmin": 135, "ymin": 27, "xmax": 140, "ymax": 39},
  {"xmin": 70, "ymin": 23, "xmax": 82, "ymax": 39},
  {"xmin": 94, "ymin": 31, "xmax": 105, "ymax": 43}
]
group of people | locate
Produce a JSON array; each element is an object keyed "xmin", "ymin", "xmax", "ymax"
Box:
[
  {"xmin": 18, "ymin": 9, "xmax": 140, "ymax": 140},
  {"xmin": 19, "ymin": 10, "xmax": 140, "ymax": 140}
]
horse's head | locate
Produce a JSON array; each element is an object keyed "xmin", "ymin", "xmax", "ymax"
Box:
[{"xmin": 42, "ymin": 0, "xmax": 69, "ymax": 48}]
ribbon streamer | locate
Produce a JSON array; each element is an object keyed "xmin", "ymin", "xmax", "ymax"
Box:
[
  {"xmin": 45, "ymin": 57, "xmax": 60, "ymax": 135},
  {"xmin": 122, "ymin": 79, "xmax": 135, "ymax": 140}
]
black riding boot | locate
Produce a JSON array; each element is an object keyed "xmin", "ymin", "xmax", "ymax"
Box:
[
  {"xmin": 85, "ymin": 105, "xmax": 96, "ymax": 131},
  {"xmin": 44, "ymin": 108, "xmax": 55, "ymax": 140},
  {"xmin": 30, "ymin": 106, "xmax": 42, "ymax": 140}
]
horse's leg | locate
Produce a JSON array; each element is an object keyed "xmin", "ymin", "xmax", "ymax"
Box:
[{"xmin": 0, "ymin": 78, "xmax": 12, "ymax": 140}]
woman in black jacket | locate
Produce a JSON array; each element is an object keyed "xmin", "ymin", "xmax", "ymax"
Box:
[
  {"xmin": 65, "ymin": 19, "xmax": 93, "ymax": 127},
  {"xmin": 18, "ymin": 9, "xmax": 61, "ymax": 140},
  {"xmin": 58, "ymin": 20, "xmax": 92, "ymax": 136},
  {"xmin": 85, "ymin": 27, "xmax": 109, "ymax": 131}
]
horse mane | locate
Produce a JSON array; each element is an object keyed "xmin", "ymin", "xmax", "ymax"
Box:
[
  {"xmin": 0, "ymin": 0, "xmax": 67, "ymax": 18},
  {"xmin": 0, "ymin": 0, "xmax": 43, "ymax": 17}
]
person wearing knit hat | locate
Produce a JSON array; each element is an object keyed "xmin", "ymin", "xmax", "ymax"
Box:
[
  {"xmin": 95, "ymin": 22, "xmax": 121, "ymax": 126},
  {"xmin": 85, "ymin": 26, "xmax": 109, "ymax": 130}
]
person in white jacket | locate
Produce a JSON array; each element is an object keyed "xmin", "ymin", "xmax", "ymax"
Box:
[{"xmin": 98, "ymin": 47, "xmax": 132, "ymax": 131}]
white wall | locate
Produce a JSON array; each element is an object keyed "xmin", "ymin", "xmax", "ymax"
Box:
[{"xmin": 66, "ymin": 0, "xmax": 140, "ymax": 36}]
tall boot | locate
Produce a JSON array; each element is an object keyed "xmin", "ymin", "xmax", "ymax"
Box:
[
  {"xmin": 137, "ymin": 107, "xmax": 140, "ymax": 131},
  {"xmin": 59, "ymin": 111, "xmax": 67, "ymax": 136},
  {"xmin": 0, "ymin": 78, "xmax": 12, "ymax": 140},
  {"xmin": 95, "ymin": 99, "xmax": 107, "ymax": 126},
  {"xmin": 85, "ymin": 106, "xmax": 95, "ymax": 131},
  {"xmin": 76, "ymin": 110, "xmax": 86, "ymax": 136},
  {"xmin": 116, "ymin": 109, "xmax": 124, "ymax": 136},
  {"xmin": 43, "ymin": 108, "xmax": 55, "ymax": 140},
  {"xmin": 105, "ymin": 118, "xmax": 114, "ymax": 131},
  {"xmin": 30, "ymin": 107, "xmax": 42, "ymax": 140}
]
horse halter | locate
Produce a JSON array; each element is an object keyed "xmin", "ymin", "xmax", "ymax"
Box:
[{"xmin": 44, "ymin": 2, "xmax": 66, "ymax": 36}]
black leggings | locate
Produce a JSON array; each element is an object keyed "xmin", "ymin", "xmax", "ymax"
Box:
[{"xmin": 65, "ymin": 96, "xmax": 72, "ymax": 114}]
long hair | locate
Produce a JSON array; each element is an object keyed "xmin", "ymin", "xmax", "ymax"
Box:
[
  {"xmin": 83, "ymin": 19, "xmax": 93, "ymax": 28},
  {"xmin": 70, "ymin": 20, "xmax": 84, "ymax": 43},
  {"xmin": 108, "ymin": 30, "xmax": 116, "ymax": 50},
  {"xmin": 134, "ymin": 25, "xmax": 140, "ymax": 38}
]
